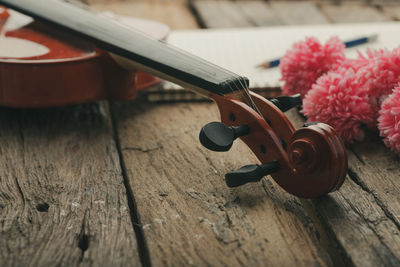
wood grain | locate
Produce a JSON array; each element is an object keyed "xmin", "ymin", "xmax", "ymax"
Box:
[
  {"xmin": 270, "ymin": 1, "xmax": 329, "ymax": 25},
  {"xmin": 191, "ymin": 0, "xmax": 253, "ymax": 28},
  {"xmin": 0, "ymin": 104, "xmax": 141, "ymax": 266},
  {"xmin": 91, "ymin": 1, "xmax": 199, "ymax": 30},
  {"xmin": 320, "ymin": 2, "xmax": 388, "ymax": 23},
  {"xmin": 111, "ymin": 100, "xmax": 332, "ymax": 266},
  {"xmin": 308, "ymin": 177, "xmax": 400, "ymax": 267},
  {"xmin": 347, "ymin": 133, "xmax": 400, "ymax": 230},
  {"xmin": 235, "ymin": 1, "xmax": 282, "ymax": 26},
  {"xmin": 381, "ymin": 4, "xmax": 400, "ymax": 20},
  {"xmin": 192, "ymin": 1, "xmax": 283, "ymax": 27}
]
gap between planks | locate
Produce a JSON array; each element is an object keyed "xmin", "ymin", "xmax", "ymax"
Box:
[
  {"xmin": 107, "ymin": 102, "xmax": 153, "ymax": 267},
  {"xmin": 110, "ymin": 100, "xmax": 333, "ymax": 266},
  {"xmin": 0, "ymin": 103, "xmax": 141, "ymax": 266}
]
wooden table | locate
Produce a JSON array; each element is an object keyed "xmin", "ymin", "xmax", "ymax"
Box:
[{"xmin": 1, "ymin": 0, "xmax": 400, "ymax": 266}]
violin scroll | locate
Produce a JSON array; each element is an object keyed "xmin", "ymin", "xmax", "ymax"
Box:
[
  {"xmin": 200, "ymin": 92, "xmax": 347, "ymax": 198},
  {"xmin": 284, "ymin": 122, "xmax": 347, "ymax": 197}
]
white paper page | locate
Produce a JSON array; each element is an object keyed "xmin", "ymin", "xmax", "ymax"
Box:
[{"xmin": 162, "ymin": 22, "xmax": 400, "ymax": 91}]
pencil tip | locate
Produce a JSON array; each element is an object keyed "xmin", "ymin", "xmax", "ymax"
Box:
[
  {"xmin": 368, "ymin": 33, "xmax": 379, "ymax": 43},
  {"xmin": 257, "ymin": 62, "xmax": 270, "ymax": 69}
]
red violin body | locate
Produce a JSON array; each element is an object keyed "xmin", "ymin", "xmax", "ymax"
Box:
[{"xmin": 0, "ymin": 8, "xmax": 166, "ymax": 107}]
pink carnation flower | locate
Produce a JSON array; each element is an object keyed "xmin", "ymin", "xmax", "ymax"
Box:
[
  {"xmin": 280, "ymin": 36, "xmax": 345, "ymax": 97},
  {"xmin": 302, "ymin": 67, "xmax": 375, "ymax": 143},
  {"xmin": 358, "ymin": 47, "xmax": 400, "ymax": 99},
  {"xmin": 334, "ymin": 50, "xmax": 375, "ymax": 72},
  {"xmin": 378, "ymin": 86, "xmax": 400, "ymax": 153}
]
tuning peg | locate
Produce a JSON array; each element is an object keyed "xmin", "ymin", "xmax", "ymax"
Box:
[
  {"xmin": 270, "ymin": 94, "xmax": 302, "ymax": 112},
  {"xmin": 199, "ymin": 122, "xmax": 250, "ymax": 152},
  {"xmin": 225, "ymin": 161, "xmax": 280, "ymax": 187}
]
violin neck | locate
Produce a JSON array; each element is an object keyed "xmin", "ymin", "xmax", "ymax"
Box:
[{"xmin": 0, "ymin": 0, "xmax": 250, "ymax": 96}]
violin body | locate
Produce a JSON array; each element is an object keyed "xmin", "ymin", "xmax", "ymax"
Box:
[{"xmin": 0, "ymin": 8, "xmax": 167, "ymax": 107}]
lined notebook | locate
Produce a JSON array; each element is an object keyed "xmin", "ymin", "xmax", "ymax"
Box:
[{"xmin": 145, "ymin": 22, "xmax": 400, "ymax": 102}]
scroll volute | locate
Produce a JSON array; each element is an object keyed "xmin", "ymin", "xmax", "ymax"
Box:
[{"xmin": 204, "ymin": 92, "xmax": 347, "ymax": 198}]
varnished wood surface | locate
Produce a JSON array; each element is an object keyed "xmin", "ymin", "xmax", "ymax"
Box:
[{"xmin": 2, "ymin": 0, "xmax": 400, "ymax": 266}]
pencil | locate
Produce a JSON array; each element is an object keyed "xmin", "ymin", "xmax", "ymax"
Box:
[{"xmin": 257, "ymin": 33, "xmax": 379, "ymax": 69}]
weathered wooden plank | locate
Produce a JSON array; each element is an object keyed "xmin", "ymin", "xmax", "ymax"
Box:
[
  {"xmin": 235, "ymin": 1, "xmax": 282, "ymax": 26},
  {"xmin": 371, "ymin": 0, "xmax": 400, "ymax": 7},
  {"xmin": 307, "ymin": 177, "xmax": 400, "ymax": 267},
  {"xmin": 270, "ymin": 1, "xmax": 329, "ymax": 25},
  {"xmin": 91, "ymin": 1, "xmax": 199, "ymax": 29},
  {"xmin": 191, "ymin": 0, "xmax": 253, "ymax": 28},
  {"xmin": 111, "ymin": 101, "xmax": 332, "ymax": 266},
  {"xmin": 347, "ymin": 133, "xmax": 400, "ymax": 230},
  {"xmin": 286, "ymin": 109, "xmax": 400, "ymax": 267},
  {"xmin": 381, "ymin": 4, "xmax": 400, "ymax": 20},
  {"xmin": 191, "ymin": 0, "xmax": 285, "ymax": 28},
  {"xmin": 320, "ymin": 2, "xmax": 388, "ymax": 23},
  {"xmin": 191, "ymin": 0, "xmax": 283, "ymax": 28},
  {"xmin": 0, "ymin": 104, "xmax": 141, "ymax": 266}
]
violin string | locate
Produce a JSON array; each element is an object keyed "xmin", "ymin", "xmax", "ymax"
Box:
[
  {"xmin": 165, "ymin": 40, "xmax": 265, "ymax": 118},
  {"xmin": 237, "ymin": 76, "xmax": 264, "ymax": 119},
  {"xmin": 163, "ymin": 41, "xmax": 265, "ymax": 119},
  {"xmin": 227, "ymin": 77, "xmax": 252, "ymax": 110},
  {"xmin": 225, "ymin": 74, "xmax": 265, "ymax": 121}
]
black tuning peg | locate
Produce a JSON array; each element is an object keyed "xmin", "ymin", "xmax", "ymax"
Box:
[
  {"xmin": 199, "ymin": 122, "xmax": 250, "ymax": 152},
  {"xmin": 270, "ymin": 94, "xmax": 302, "ymax": 112},
  {"xmin": 225, "ymin": 161, "xmax": 280, "ymax": 187}
]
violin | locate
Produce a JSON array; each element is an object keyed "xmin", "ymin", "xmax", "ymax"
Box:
[
  {"xmin": 0, "ymin": 0, "xmax": 347, "ymax": 198},
  {"xmin": 0, "ymin": 6, "xmax": 168, "ymax": 107}
]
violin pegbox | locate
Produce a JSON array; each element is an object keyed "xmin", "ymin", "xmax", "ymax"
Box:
[{"xmin": 200, "ymin": 92, "xmax": 347, "ymax": 198}]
